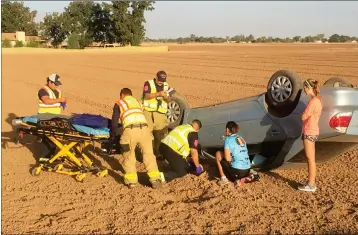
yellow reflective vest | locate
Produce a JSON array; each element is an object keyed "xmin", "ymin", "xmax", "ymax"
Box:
[
  {"xmin": 161, "ymin": 124, "xmax": 197, "ymax": 158},
  {"xmin": 116, "ymin": 96, "xmax": 148, "ymax": 129},
  {"xmin": 142, "ymin": 79, "xmax": 169, "ymax": 114},
  {"xmin": 38, "ymin": 86, "xmax": 62, "ymax": 114}
]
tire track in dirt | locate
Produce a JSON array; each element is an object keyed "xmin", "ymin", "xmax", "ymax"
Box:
[
  {"xmin": 86, "ymin": 56, "xmax": 358, "ymax": 80},
  {"xmin": 13, "ymin": 79, "xmax": 113, "ymax": 115},
  {"xmin": 146, "ymin": 50, "xmax": 358, "ymax": 62},
  {"xmin": 13, "ymin": 73, "xmax": 223, "ymax": 111},
  {"xmin": 81, "ymin": 55, "xmax": 358, "ymax": 86},
  {"xmin": 129, "ymin": 54, "xmax": 358, "ymax": 68},
  {"xmin": 72, "ymin": 63, "xmax": 267, "ymax": 89},
  {"xmin": 86, "ymin": 52, "xmax": 358, "ymax": 69},
  {"xmin": 107, "ymin": 58, "xmax": 358, "ymax": 84}
]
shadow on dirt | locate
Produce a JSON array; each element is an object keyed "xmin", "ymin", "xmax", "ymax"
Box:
[
  {"xmin": 94, "ymin": 144, "xmax": 171, "ymax": 187},
  {"xmin": 2, "ymin": 113, "xmax": 44, "ymax": 161},
  {"xmin": 262, "ymin": 171, "xmax": 299, "ymax": 189}
]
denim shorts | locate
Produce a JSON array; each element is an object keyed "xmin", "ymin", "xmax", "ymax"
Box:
[{"xmin": 302, "ymin": 134, "xmax": 318, "ymax": 142}]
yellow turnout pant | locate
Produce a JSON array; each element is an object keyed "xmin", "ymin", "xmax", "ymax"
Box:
[
  {"xmin": 143, "ymin": 110, "xmax": 169, "ymax": 157},
  {"xmin": 120, "ymin": 126, "xmax": 161, "ymax": 184}
]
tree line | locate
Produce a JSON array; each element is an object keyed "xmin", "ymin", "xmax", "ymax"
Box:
[
  {"xmin": 1, "ymin": 1, "xmax": 357, "ymax": 48},
  {"xmin": 144, "ymin": 34, "xmax": 358, "ymax": 44},
  {"xmin": 1, "ymin": 1, "xmax": 154, "ymax": 48}
]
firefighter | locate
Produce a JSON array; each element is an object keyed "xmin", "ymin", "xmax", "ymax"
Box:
[
  {"xmin": 159, "ymin": 119, "xmax": 204, "ymax": 180},
  {"xmin": 111, "ymin": 88, "xmax": 163, "ymax": 189},
  {"xmin": 37, "ymin": 74, "xmax": 67, "ymax": 162},
  {"xmin": 142, "ymin": 71, "xmax": 171, "ymax": 160}
]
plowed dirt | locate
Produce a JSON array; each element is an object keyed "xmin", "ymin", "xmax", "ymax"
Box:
[{"xmin": 2, "ymin": 44, "xmax": 358, "ymax": 234}]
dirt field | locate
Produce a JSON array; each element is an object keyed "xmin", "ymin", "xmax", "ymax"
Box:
[{"xmin": 2, "ymin": 44, "xmax": 358, "ymax": 234}]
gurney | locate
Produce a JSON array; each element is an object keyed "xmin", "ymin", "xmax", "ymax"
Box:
[{"xmin": 11, "ymin": 113, "xmax": 115, "ymax": 182}]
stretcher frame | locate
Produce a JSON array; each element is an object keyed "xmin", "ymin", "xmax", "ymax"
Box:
[{"xmin": 13, "ymin": 117, "xmax": 110, "ymax": 182}]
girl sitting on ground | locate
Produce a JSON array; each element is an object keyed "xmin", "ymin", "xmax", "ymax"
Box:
[{"xmin": 216, "ymin": 121, "xmax": 259, "ymax": 186}]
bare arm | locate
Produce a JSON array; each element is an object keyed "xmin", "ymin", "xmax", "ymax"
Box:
[
  {"xmin": 301, "ymin": 113, "xmax": 309, "ymax": 121},
  {"xmin": 224, "ymin": 149, "xmax": 232, "ymax": 162},
  {"xmin": 302, "ymin": 99, "xmax": 315, "ymax": 121},
  {"xmin": 190, "ymin": 148, "xmax": 200, "ymax": 167}
]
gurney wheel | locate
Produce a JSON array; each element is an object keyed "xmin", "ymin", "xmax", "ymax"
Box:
[
  {"xmin": 75, "ymin": 173, "xmax": 86, "ymax": 182},
  {"xmin": 54, "ymin": 164, "xmax": 63, "ymax": 171},
  {"xmin": 96, "ymin": 169, "xmax": 108, "ymax": 178},
  {"xmin": 31, "ymin": 166, "xmax": 41, "ymax": 177}
]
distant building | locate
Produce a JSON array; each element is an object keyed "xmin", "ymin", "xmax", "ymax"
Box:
[{"xmin": 1, "ymin": 31, "xmax": 46, "ymax": 46}]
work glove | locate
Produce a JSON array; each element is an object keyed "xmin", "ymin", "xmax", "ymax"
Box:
[
  {"xmin": 60, "ymin": 102, "xmax": 67, "ymax": 110},
  {"xmin": 195, "ymin": 165, "xmax": 204, "ymax": 176}
]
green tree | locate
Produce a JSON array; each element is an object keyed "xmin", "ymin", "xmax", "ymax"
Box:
[
  {"xmin": 67, "ymin": 33, "xmax": 81, "ymax": 49},
  {"xmin": 293, "ymin": 36, "xmax": 301, "ymax": 42},
  {"xmin": 89, "ymin": 2, "xmax": 116, "ymax": 44},
  {"xmin": 63, "ymin": 1, "xmax": 94, "ymax": 48},
  {"xmin": 111, "ymin": 1, "xmax": 132, "ymax": 45},
  {"xmin": 1, "ymin": 1, "xmax": 38, "ymax": 35},
  {"xmin": 40, "ymin": 12, "xmax": 68, "ymax": 48},
  {"xmin": 302, "ymin": 35, "xmax": 315, "ymax": 43},
  {"xmin": 328, "ymin": 34, "xmax": 340, "ymax": 43},
  {"xmin": 315, "ymin": 34, "xmax": 325, "ymax": 41},
  {"xmin": 273, "ymin": 37, "xmax": 282, "ymax": 43},
  {"xmin": 14, "ymin": 40, "xmax": 24, "ymax": 47},
  {"xmin": 246, "ymin": 34, "xmax": 255, "ymax": 42},
  {"xmin": 231, "ymin": 34, "xmax": 245, "ymax": 42},
  {"xmin": 129, "ymin": 1, "xmax": 155, "ymax": 46},
  {"xmin": 26, "ymin": 39, "xmax": 39, "ymax": 47},
  {"xmin": 2, "ymin": 39, "xmax": 12, "ymax": 48}
]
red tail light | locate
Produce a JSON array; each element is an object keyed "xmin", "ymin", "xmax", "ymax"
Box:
[{"xmin": 329, "ymin": 112, "xmax": 352, "ymax": 133}]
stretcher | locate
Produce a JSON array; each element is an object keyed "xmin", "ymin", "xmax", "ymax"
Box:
[{"xmin": 11, "ymin": 113, "xmax": 114, "ymax": 182}]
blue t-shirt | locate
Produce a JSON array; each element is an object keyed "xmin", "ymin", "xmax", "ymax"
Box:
[{"xmin": 224, "ymin": 134, "xmax": 250, "ymax": 170}]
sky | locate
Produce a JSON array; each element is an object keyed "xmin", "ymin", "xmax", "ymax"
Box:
[{"xmin": 24, "ymin": 1, "xmax": 358, "ymax": 39}]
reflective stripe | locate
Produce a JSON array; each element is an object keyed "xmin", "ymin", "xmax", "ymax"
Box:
[
  {"xmin": 39, "ymin": 103, "xmax": 61, "ymax": 107},
  {"xmin": 142, "ymin": 79, "xmax": 169, "ymax": 113},
  {"xmin": 38, "ymin": 86, "xmax": 62, "ymax": 114},
  {"xmin": 161, "ymin": 124, "xmax": 196, "ymax": 158},
  {"xmin": 124, "ymin": 173, "xmax": 138, "ymax": 179},
  {"xmin": 38, "ymin": 107, "xmax": 62, "ymax": 114},
  {"xmin": 124, "ymin": 173, "xmax": 138, "ymax": 184},
  {"xmin": 162, "ymin": 135, "xmax": 182, "ymax": 148},
  {"xmin": 116, "ymin": 96, "xmax": 148, "ymax": 129},
  {"xmin": 121, "ymin": 108, "xmax": 144, "ymax": 119},
  {"xmin": 147, "ymin": 170, "xmax": 161, "ymax": 179}
]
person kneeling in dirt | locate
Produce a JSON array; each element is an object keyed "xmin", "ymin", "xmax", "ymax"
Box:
[
  {"xmin": 159, "ymin": 119, "xmax": 204, "ymax": 180},
  {"xmin": 216, "ymin": 121, "xmax": 260, "ymax": 186}
]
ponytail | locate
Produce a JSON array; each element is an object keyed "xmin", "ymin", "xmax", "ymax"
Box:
[{"xmin": 304, "ymin": 79, "xmax": 320, "ymax": 97}]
